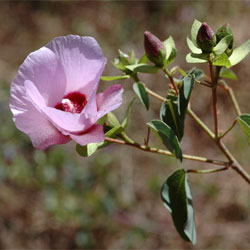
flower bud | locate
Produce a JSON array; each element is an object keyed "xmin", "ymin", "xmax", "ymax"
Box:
[
  {"xmin": 144, "ymin": 31, "xmax": 166, "ymax": 67},
  {"xmin": 196, "ymin": 22, "xmax": 216, "ymax": 53},
  {"xmin": 216, "ymin": 24, "xmax": 234, "ymax": 49}
]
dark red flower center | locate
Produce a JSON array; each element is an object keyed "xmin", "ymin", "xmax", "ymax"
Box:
[{"xmin": 55, "ymin": 92, "xmax": 87, "ymax": 114}]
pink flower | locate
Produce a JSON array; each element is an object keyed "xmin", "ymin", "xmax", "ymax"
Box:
[{"xmin": 10, "ymin": 35, "xmax": 123, "ymax": 149}]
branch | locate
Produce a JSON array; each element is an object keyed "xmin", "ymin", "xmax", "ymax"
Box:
[{"xmin": 105, "ymin": 137, "xmax": 232, "ymax": 167}]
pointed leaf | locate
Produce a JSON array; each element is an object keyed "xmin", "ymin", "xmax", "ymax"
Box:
[
  {"xmin": 178, "ymin": 75, "xmax": 195, "ymax": 121},
  {"xmin": 186, "ymin": 53, "xmax": 208, "ymax": 63},
  {"xmin": 213, "ymin": 35, "xmax": 232, "ymax": 55},
  {"xmin": 191, "ymin": 19, "xmax": 202, "ymax": 47},
  {"xmin": 229, "ymin": 39, "xmax": 250, "ymax": 66},
  {"xmin": 101, "ymin": 75, "xmax": 130, "ymax": 81},
  {"xmin": 187, "ymin": 37, "xmax": 202, "ymax": 54},
  {"xmin": 133, "ymin": 82, "xmax": 149, "ymax": 110},
  {"xmin": 219, "ymin": 68, "xmax": 237, "ymax": 80},
  {"xmin": 161, "ymin": 169, "xmax": 196, "ymax": 244},
  {"xmin": 125, "ymin": 64, "xmax": 159, "ymax": 74},
  {"xmin": 213, "ymin": 53, "xmax": 231, "ymax": 68},
  {"xmin": 238, "ymin": 114, "xmax": 250, "ymax": 143},
  {"xmin": 121, "ymin": 98, "xmax": 136, "ymax": 129},
  {"xmin": 160, "ymin": 99, "xmax": 183, "ymax": 141},
  {"xmin": 147, "ymin": 120, "xmax": 182, "ymax": 161}
]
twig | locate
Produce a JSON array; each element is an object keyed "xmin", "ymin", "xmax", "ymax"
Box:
[
  {"xmin": 219, "ymin": 80, "xmax": 242, "ymax": 116},
  {"xmin": 105, "ymin": 137, "xmax": 232, "ymax": 167}
]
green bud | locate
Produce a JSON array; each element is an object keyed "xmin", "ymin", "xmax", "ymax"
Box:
[
  {"xmin": 216, "ymin": 24, "xmax": 234, "ymax": 49},
  {"xmin": 196, "ymin": 22, "xmax": 216, "ymax": 53},
  {"xmin": 144, "ymin": 31, "xmax": 166, "ymax": 67}
]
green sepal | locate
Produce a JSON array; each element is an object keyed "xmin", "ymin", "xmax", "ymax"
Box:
[
  {"xmin": 163, "ymin": 36, "xmax": 177, "ymax": 66},
  {"xmin": 161, "ymin": 169, "xmax": 196, "ymax": 245},
  {"xmin": 187, "ymin": 37, "xmax": 202, "ymax": 54},
  {"xmin": 147, "ymin": 120, "xmax": 182, "ymax": 161},
  {"xmin": 186, "ymin": 53, "xmax": 208, "ymax": 64},
  {"xmin": 133, "ymin": 82, "xmax": 149, "ymax": 110},
  {"xmin": 191, "ymin": 19, "xmax": 202, "ymax": 47}
]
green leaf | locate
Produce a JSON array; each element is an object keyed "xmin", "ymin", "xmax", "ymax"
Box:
[
  {"xmin": 191, "ymin": 19, "xmax": 202, "ymax": 47},
  {"xmin": 186, "ymin": 53, "xmax": 208, "ymax": 63},
  {"xmin": 133, "ymin": 82, "xmax": 149, "ymax": 110},
  {"xmin": 229, "ymin": 39, "xmax": 250, "ymax": 66},
  {"xmin": 188, "ymin": 67, "xmax": 204, "ymax": 81},
  {"xmin": 101, "ymin": 75, "xmax": 130, "ymax": 81},
  {"xmin": 219, "ymin": 68, "xmax": 238, "ymax": 80},
  {"xmin": 163, "ymin": 36, "xmax": 177, "ymax": 65},
  {"xmin": 212, "ymin": 53, "xmax": 231, "ymax": 68},
  {"xmin": 125, "ymin": 64, "xmax": 159, "ymax": 74},
  {"xmin": 107, "ymin": 112, "xmax": 120, "ymax": 128},
  {"xmin": 238, "ymin": 114, "xmax": 250, "ymax": 143},
  {"xmin": 161, "ymin": 169, "xmax": 196, "ymax": 244},
  {"xmin": 160, "ymin": 98, "xmax": 183, "ymax": 141},
  {"xmin": 147, "ymin": 120, "xmax": 182, "ymax": 161},
  {"xmin": 178, "ymin": 75, "xmax": 195, "ymax": 121},
  {"xmin": 138, "ymin": 53, "xmax": 148, "ymax": 64},
  {"xmin": 121, "ymin": 98, "xmax": 136, "ymax": 129},
  {"xmin": 76, "ymin": 143, "xmax": 99, "ymax": 157},
  {"xmin": 186, "ymin": 37, "xmax": 202, "ymax": 54},
  {"xmin": 213, "ymin": 35, "xmax": 233, "ymax": 55}
]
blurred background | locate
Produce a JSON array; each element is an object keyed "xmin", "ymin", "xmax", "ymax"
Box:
[{"xmin": 1, "ymin": 1, "xmax": 250, "ymax": 249}]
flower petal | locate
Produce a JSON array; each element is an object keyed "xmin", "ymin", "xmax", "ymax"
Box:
[
  {"xmin": 45, "ymin": 35, "xmax": 107, "ymax": 97},
  {"xmin": 41, "ymin": 106, "xmax": 97, "ymax": 135},
  {"xmin": 12, "ymin": 46, "xmax": 66, "ymax": 107},
  {"xmin": 70, "ymin": 124, "xmax": 105, "ymax": 146},
  {"xmin": 96, "ymin": 84, "xmax": 124, "ymax": 118},
  {"xmin": 24, "ymin": 80, "xmax": 46, "ymax": 109},
  {"xmin": 13, "ymin": 100, "xmax": 70, "ymax": 149}
]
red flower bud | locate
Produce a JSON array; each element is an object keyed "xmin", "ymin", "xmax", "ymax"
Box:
[
  {"xmin": 196, "ymin": 22, "xmax": 216, "ymax": 53},
  {"xmin": 144, "ymin": 31, "xmax": 166, "ymax": 66}
]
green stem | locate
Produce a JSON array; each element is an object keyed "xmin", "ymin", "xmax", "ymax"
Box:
[
  {"xmin": 163, "ymin": 68, "xmax": 179, "ymax": 94},
  {"xmin": 186, "ymin": 166, "xmax": 229, "ymax": 174},
  {"xmin": 120, "ymin": 132, "xmax": 135, "ymax": 144},
  {"xmin": 220, "ymin": 80, "xmax": 242, "ymax": 116},
  {"xmin": 219, "ymin": 119, "xmax": 237, "ymax": 139},
  {"xmin": 105, "ymin": 137, "xmax": 231, "ymax": 167},
  {"xmin": 209, "ymin": 62, "xmax": 219, "ymax": 138},
  {"xmin": 187, "ymin": 108, "xmax": 215, "ymax": 139}
]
